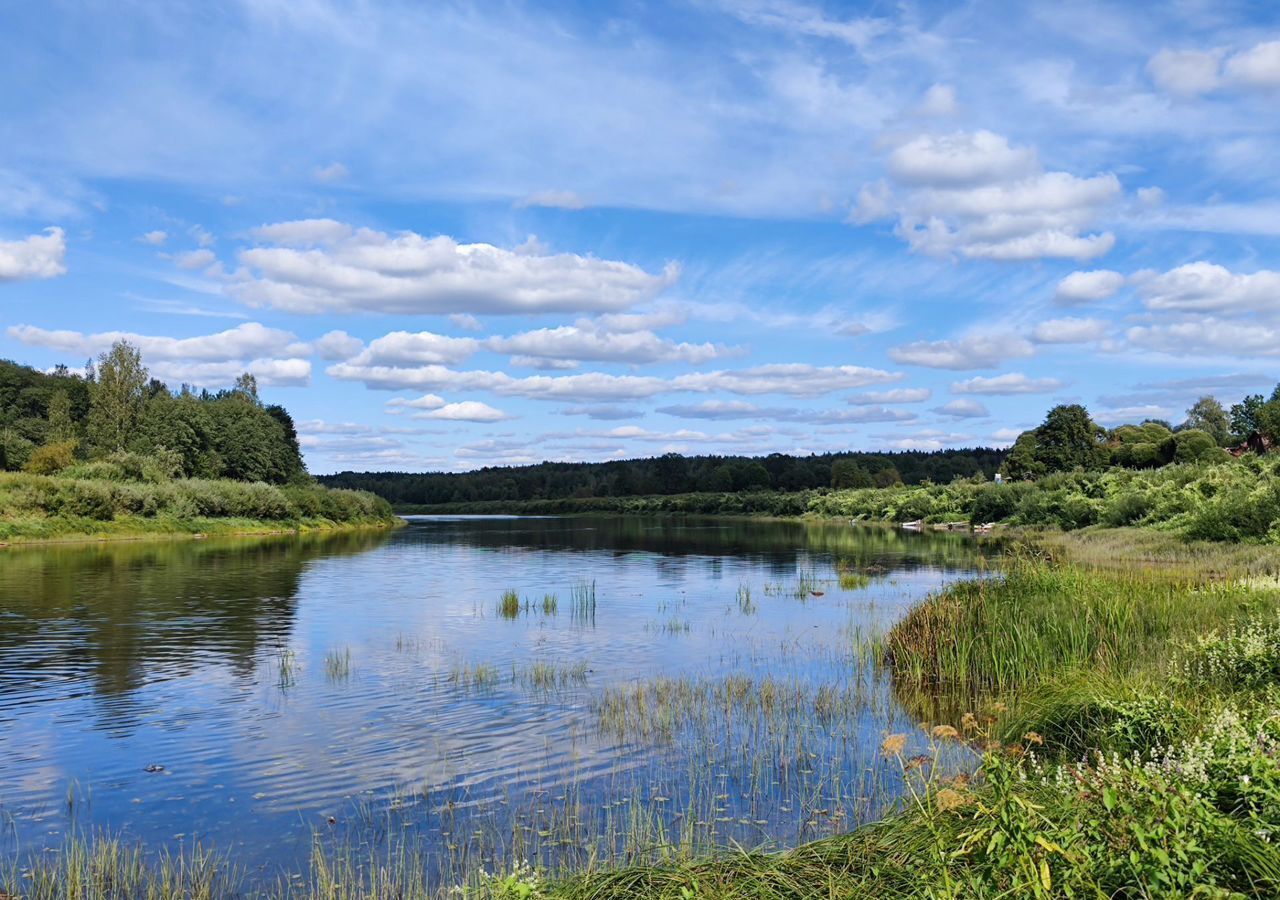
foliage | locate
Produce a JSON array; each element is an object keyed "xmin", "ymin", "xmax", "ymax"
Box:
[
  {"xmin": 0, "ymin": 350, "xmax": 306, "ymax": 484},
  {"xmin": 23, "ymin": 439, "xmax": 78, "ymax": 475},
  {"xmin": 1183, "ymin": 395, "xmax": 1231, "ymax": 445},
  {"xmin": 321, "ymin": 448, "xmax": 1006, "ymax": 506},
  {"xmin": 87, "ymin": 340, "xmax": 149, "ymax": 454},
  {"xmin": 1002, "ymin": 405, "xmax": 1108, "ymax": 480},
  {"xmin": 0, "ymin": 471, "xmax": 394, "ymax": 541}
]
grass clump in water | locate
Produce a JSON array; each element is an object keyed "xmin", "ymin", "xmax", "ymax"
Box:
[
  {"xmin": 498, "ymin": 589, "xmax": 523, "ymax": 619},
  {"xmin": 324, "ymin": 647, "xmax": 352, "ymax": 682}
]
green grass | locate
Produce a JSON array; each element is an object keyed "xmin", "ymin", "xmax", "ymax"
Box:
[
  {"xmin": 0, "ymin": 471, "xmax": 397, "ymax": 545},
  {"xmin": 498, "ymin": 589, "xmax": 522, "ymax": 618}
]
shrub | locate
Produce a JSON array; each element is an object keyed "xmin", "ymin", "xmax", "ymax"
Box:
[{"xmin": 24, "ymin": 440, "xmax": 78, "ymax": 475}]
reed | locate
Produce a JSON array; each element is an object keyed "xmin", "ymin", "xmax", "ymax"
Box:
[
  {"xmin": 325, "ymin": 647, "xmax": 352, "ymax": 682},
  {"xmin": 498, "ymin": 589, "xmax": 522, "ymax": 619}
]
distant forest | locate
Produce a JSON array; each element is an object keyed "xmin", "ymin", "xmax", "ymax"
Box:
[{"xmin": 319, "ymin": 447, "xmax": 1008, "ymax": 507}]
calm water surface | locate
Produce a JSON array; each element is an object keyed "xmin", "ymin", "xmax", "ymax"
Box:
[{"xmin": 0, "ymin": 516, "xmax": 990, "ymax": 880}]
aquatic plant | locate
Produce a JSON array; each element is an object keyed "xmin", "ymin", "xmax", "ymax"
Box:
[{"xmin": 499, "ymin": 589, "xmax": 522, "ymax": 619}]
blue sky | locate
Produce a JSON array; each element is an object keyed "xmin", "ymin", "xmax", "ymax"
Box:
[{"xmin": 1, "ymin": 0, "xmax": 1278, "ymax": 473}]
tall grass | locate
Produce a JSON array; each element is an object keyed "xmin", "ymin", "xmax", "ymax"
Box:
[{"xmin": 884, "ymin": 562, "xmax": 1276, "ymax": 691}]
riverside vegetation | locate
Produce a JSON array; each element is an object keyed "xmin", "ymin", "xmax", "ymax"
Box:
[{"xmin": 0, "ymin": 344, "xmax": 394, "ymax": 541}]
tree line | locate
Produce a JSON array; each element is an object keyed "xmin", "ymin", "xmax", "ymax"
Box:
[
  {"xmin": 1002, "ymin": 388, "xmax": 1280, "ymax": 481},
  {"xmin": 0, "ymin": 342, "xmax": 307, "ymax": 484},
  {"xmin": 320, "ymin": 447, "xmax": 1008, "ymax": 506}
]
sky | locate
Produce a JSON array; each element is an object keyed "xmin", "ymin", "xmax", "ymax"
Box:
[{"xmin": 1, "ymin": 0, "xmax": 1278, "ymax": 474}]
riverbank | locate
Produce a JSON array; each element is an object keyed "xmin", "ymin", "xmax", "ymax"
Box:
[
  {"xmin": 7, "ymin": 529, "xmax": 1279, "ymax": 897},
  {"xmin": 393, "ymin": 454, "xmax": 1280, "ymax": 546},
  {"xmin": 0, "ymin": 471, "xmax": 398, "ymax": 546}
]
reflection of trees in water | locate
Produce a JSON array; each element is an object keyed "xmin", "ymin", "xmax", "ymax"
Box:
[
  {"xmin": 0, "ymin": 530, "xmax": 390, "ymax": 703},
  {"xmin": 406, "ymin": 516, "xmax": 998, "ymax": 572}
]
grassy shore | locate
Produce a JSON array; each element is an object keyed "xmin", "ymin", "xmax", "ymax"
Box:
[
  {"xmin": 0, "ymin": 471, "xmax": 398, "ymax": 545},
  {"xmin": 6, "ymin": 530, "xmax": 1280, "ymax": 898}
]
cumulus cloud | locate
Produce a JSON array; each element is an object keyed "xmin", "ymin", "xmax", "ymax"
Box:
[
  {"xmin": 314, "ymin": 329, "xmax": 364, "ymax": 360},
  {"xmin": 1126, "ymin": 319, "xmax": 1280, "ymax": 358},
  {"xmin": 1150, "ymin": 40, "xmax": 1280, "ymax": 97},
  {"xmin": 140, "ymin": 230, "xmax": 168, "ymax": 246},
  {"xmin": 932, "ymin": 398, "xmax": 990, "ymax": 418},
  {"xmin": 232, "ymin": 220, "xmax": 678, "ymax": 315},
  {"xmin": 6, "ymin": 321, "xmax": 311, "ymax": 386},
  {"xmin": 1054, "ymin": 269, "xmax": 1125, "ymax": 305},
  {"xmin": 328, "ymin": 361, "xmax": 899, "ymax": 401},
  {"xmin": 917, "ymin": 83, "xmax": 958, "ymax": 117},
  {"xmin": 951, "ymin": 372, "xmax": 1065, "ymax": 395},
  {"xmin": 1148, "ymin": 48, "xmax": 1225, "ymax": 97},
  {"xmin": 1132, "ymin": 262, "xmax": 1280, "ymax": 314},
  {"xmin": 889, "ymin": 333, "xmax": 1033, "ymax": 370},
  {"xmin": 0, "ymin": 227, "xmax": 67, "ymax": 281},
  {"xmin": 449, "ymin": 313, "xmax": 483, "ymax": 331},
  {"xmin": 415, "ymin": 401, "xmax": 511, "ymax": 422},
  {"xmin": 486, "ymin": 321, "xmax": 728, "ymax": 365},
  {"xmin": 1031, "ymin": 317, "xmax": 1108, "ymax": 344},
  {"xmin": 347, "ymin": 330, "xmax": 480, "ymax": 366},
  {"xmin": 856, "ymin": 130, "xmax": 1119, "ymax": 262},
  {"xmin": 558, "ymin": 404, "xmax": 644, "ymax": 421},
  {"xmin": 846, "ymin": 387, "xmax": 932, "ymax": 404},
  {"xmin": 654, "ymin": 400, "xmax": 914, "ymax": 424}
]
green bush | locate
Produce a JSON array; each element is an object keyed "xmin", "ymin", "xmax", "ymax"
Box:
[{"xmin": 23, "ymin": 439, "xmax": 78, "ymax": 475}]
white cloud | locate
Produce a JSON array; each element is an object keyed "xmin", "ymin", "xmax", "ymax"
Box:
[
  {"xmin": 558, "ymin": 404, "xmax": 643, "ymax": 421},
  {"xmin": 387, "ymin": 394, "xmax": 447, "ymax": 411},
  {"xmin": 314, "ymin": 329, "xmax": 364, "ymax": 360},
  {"xmin": 174, "ymin": 248, "xmax": 217, "ymax": 270},
  {"xmin": 1094, "ymin": 405, "xmax": 1176, "ymax": 425},
  {"xmin": 1031, "ymin": 317, "xmax": 1108, "ymax": 344},
  {"xmin": 233, "ymin": 220, "xmax": 678, "ymax": 315},
  {"xmin": 328, "ymin": 361, "xmax": 899, "ymax": 400},
  {"xmin": 510, "ymin": 355, "xmax": 580, "ymax": 370},
  {"xmin": 653, "ymin": 399, "xmax": 913, "ymax": 424},
  {"xmin": 449, "ymin": 313, "xmax": 483, "ymax": 331},
  {"xmin": 140, "ymin": 230, "xmax": 168, "ymax": 246},
  {"xmin": 0, "ymin": 227, "xmax": 67, "ymax": 281},
  {"xmin": 887, "ymin": 130, "xmax": 1038, "ymax": 187},
  {"xmin": 859, "ymin": 130, "xmax": 1119, "ymax": 262},
  {"xmin": 1149, "ymin": 40, "xmax": 1280, "ymax": 97},
  {"xmin": 314, "ymin": 162, "xmax": 349, "ymax": 183},
  {"xmin": 1126, "ymin": 319, "xmax": 1280, "ymax": 358},
  {"xmin": 348, "ymin": 330, "xmax": 480, "ymax": 366},
  {"xmin": 917, "ymin": 83, "xmax": 957, "ymax": 117},
  {"xmin": 1148, "ymin": 48, "xmax": 1225, "ymax": 97},
  {"xmin": 486, "ymin": 321, "xmax": 728, "ymax": 365},
  {"xmin": 933, "ymin": 398, "xmax": 989, "ymax": 418},
  {"xmin": 845, "ymin": 387, "xmax": 931, "ymax": 404},
  {"xmin": 1054, "ymin": 269, "xmax": 1125, "ymax": 305},
  {"xmin": 189, "ymin": 225, "xmax": 215, "ymax": 248},
  {"xmin": 889, "ymin": 333, "xmax": 1033, "ymax": 370},
  {"xmin": 515, "ymin": 189, "xmax": 587, "ymax": 209},
  {"xmin": 416, "ymin": 401, "xmax": 511, "ymax": 422},
  {"xmin": 1132, "ymin": 262, "xmax": 1280, "ymax": 314},
  {"xmin": 951, "ymin": 372, "xmax": 1065, "ymax": 395},
  {"xmin": 6, "ymin": 321, "xmax": 311, "ymax": 386},
  {"xmin": 1225, "ymin": 40, "xmax": 1280, "ymax": 89}
]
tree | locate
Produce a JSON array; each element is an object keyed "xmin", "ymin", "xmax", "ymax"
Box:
[
  {"xmin": 234, "ymin": 372, "xmax": 260, "ymax": 404},
  {"xmin": 1001, "ymin": 431, "xmax": 1046, "ymax": 480},
  {"xmin": 1258, "ymin": 399, "xmax": 1280, "ymax": 447},
  {"xmin": 1034, "ymin": 404, "xmax": 1108, "ymax": 472},
  {"xmin": 831, "ymin": 459, "xmax": 872, "ymax": 489},
  {"xmin": 87, "ymin": 341, "xmax": 148, "ymax": 454},
  {"xmin": 872, "ymin": 466, "xmax": 902, "ymax": 488},
  {"xmin": 1182, "ymin": 396, "xmax": 1231, "ymax": 445},
  {"xmin": 45, "ymin": 390, "xmax": 76, "ymax": 442},
  {"xmin": 1230, "ymin": 394, "xmax": 1265, "ymax": 440}
]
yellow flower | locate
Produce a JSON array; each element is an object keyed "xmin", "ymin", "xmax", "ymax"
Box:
[{"xmin": 881, "ymin": 733, "xmax": 908, "ymax": 757}]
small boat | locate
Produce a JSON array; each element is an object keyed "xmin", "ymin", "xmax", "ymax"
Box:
[{"xmin": 901, "ymin": 519, "xmax": 923, "ymax": 531}]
